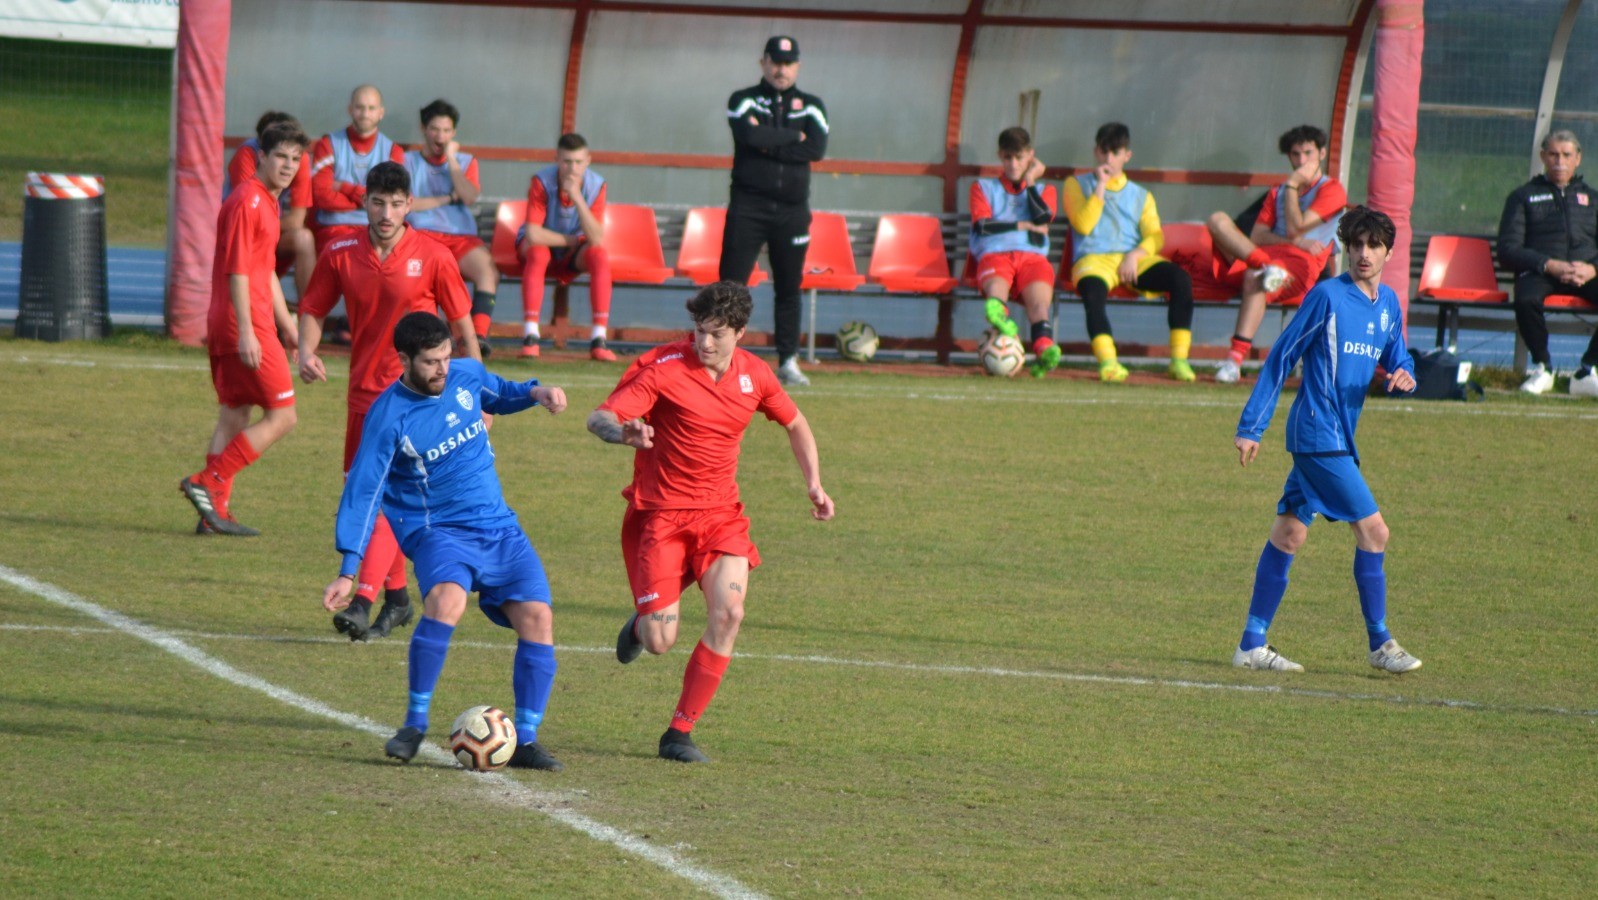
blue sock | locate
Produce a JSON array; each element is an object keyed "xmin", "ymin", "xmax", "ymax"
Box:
[
  {"xmin": 1240, "ymin": 542, "xmax": 1294, "ymax": 651},
  {"xmin": 512, "ymin": 639, "xmax": 557, "ymax": 744},
  {"xmin": 1354, "ymin": 548, "xmax": 1392, "ymax": 651},
  {"xmin": 404, "ymin": 616, "xmax": 455, "ymax": 732}
]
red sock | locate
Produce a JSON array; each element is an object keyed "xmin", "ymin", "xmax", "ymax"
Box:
[
  {"xmin": 585, "ymin": 245, "xmax": 612, "ymax": 330},
  {"xmin": 521, "ymin": 245, "xmax": 551, "ymax": 324},
  {"xmin": 669, "ymin": 641, "xmax": 731, "ymax": 733},
  {"xmin": 200, "ymin": 453, "xmax": 234, "ymax": 517},
  {"xmin": 1245, "ymin": 249, "xmax": 1271, "ymax": 269},
  {"xmin": 385, "ymin": 540, "xmax": 408, "ymax": 592},
  {"xmin": 1229, "ymin": 336, "xmax": 1253, "ymax": 364},
  {"xmin": 471, "ymin": 313, "xmax": 491, "ymax": 340},
  {"xmin": 195, "ymin": 433, "xmax": 260, "ymax": 491},
  {"xmin": 1032, "ymin": 335, "xmax": 1056, "ymax": 354},
  {"xmin": 356, "ymin": 514, "xmax": 400, "ymax": 602}
]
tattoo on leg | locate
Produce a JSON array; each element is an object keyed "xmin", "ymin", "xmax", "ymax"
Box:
[
  {"xmin": 728, "ymin": 582, "xmax": 743, "ymax": 593},
  {"xmin": 648, "ymin": 613, "xmax": 677, "ymax": 624}
]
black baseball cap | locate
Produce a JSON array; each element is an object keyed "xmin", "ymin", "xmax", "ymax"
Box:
[{"xmin": 764, "ymin": 36, "xmax": 800, "ymax": 63}]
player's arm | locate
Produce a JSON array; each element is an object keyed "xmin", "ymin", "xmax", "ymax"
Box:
[
  {"xmin": 520, "ymin": 180, "xmax": 574, "ymax": 251},
  {"xmin": 771, "ymin": 96, "xmax": 829, "ymax": 163},
  {"xmin": 1027, "ymin": 182, "xmax": 1056, "ymax": 226},
  {"xmin": 587, "ymin": 369, "xmax": 658, "ymax": 447},
  {"xmin": 310, "ymin": 137, "xmax": 362, "ymax": 211},
  {"xmin": 1062, "ymin": 176, "xmax": 1102, "ymax": 236},
  {"xmin": 566, "ymin": 180, "xmax": 605, "ymax": 246},
  {"xmin": 448, "ymin": 316, "xmax": 481, "ymax": 361},
  {"xmin": 446, "ymin": 146, "xmax": 480, "ymax": 206},
  {"xmin": 325, "ymin": 417, "xmax": 399, "ymax": 610},
  {"xmin": 476, "ymin": 363, "xmax": 565, "ymax": 415},
  {"xmin": 1117, "ymin": 193, "xmax": 1162, "ymax": 283},
  {"xmin": 1250, "ymin": 190, "xmax": 1292, "ymax": 247},
  {"xmin": 728, "ymin": 93, "xmax": 803, "ymax": 152},
  {"xmin": 969, "ymin": 181, "xmax": 1019, "ymax": 236},
  {"xmin": 586, "ymin": 408, "xmax": 654, "ymax": 448},
  {"xmin": 296, "ymin": 259, "xmax": 341, "ymax": 381},
  {"xmin": 1497, "ymin": 190, "xmax": 1548, "ymax": 274},
  {"xmin": 782, "ymin": 411, "xmax": 834, "ymax": 521},
  {"xmin": 229, "ymin": 274, "xmax": 260, "ymax": 369},
  {"xmin": 271, "ymin": 270, "xmax": 297, "ymax": 354},
  {"xmin": 281, "ymin": 206, "xmax": 308, "ymax": 231},
  {"xmin": 1379, "ymin": 305, "xmax": 1417, "ymax": 394},
  {"xmin": 1234, "ymin": 288, "xmax": 1328, "ymax": 464}
]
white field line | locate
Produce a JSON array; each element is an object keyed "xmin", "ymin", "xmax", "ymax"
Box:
[
  {"xmin": 0, "ymin": 566, "xmax": 763, "ymax": 900},
  {"xmin": 4, "ymin": 349, "xmax": 1597, "ymax": 421},
  {"xmin": 4, "ymin": 621, "xmax": 1594, "ymax": 721}
]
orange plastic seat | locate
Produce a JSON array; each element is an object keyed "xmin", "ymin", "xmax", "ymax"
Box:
[
  {"xmin": 490, "ymin": 200, "xmax": 527, "ymax": 280},
  {"xmin": 800, "ymin": 212, "xmax": 865, "ymax": 291},
  {"xmin": 867, "ymin": 214, "xmax": 956, "ymax": 294},
  {"xmin": 1417, "ymin": 236, "xmax": 1508, "ymax": 303},
  {"xmin": 677, "ymin": 207, "xmax": 767, "ymax": 286},
  {"xmin": 1543, "ymin": 293, "xmax": 1598, "ymax": 310},
  {"xmin": 601, "ymin": 204, "xmax": 674, "ymax": 284}
]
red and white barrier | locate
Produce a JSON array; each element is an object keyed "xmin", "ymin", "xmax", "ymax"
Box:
[{"xmin": 25, "ymin": 172, "xmax": 106, "ymax": 200}]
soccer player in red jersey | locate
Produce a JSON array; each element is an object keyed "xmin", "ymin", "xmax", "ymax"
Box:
[
  {"xmin": 518, "ymin": 133, "xmax": 616, "ymax": 362},
  {"xmin": 1175, "ymin": 125, "xmax": 1347, "ymax": 383},
  {"xmin": 298, "ymin": 161, "xmax": 481, "ymax": 641},
  {"xmin": 227, "ymin": 111, "xmax": 316, "ymax": 303},
  {"xmin": 587, "ymin": 281, "xmax": 834, "ymax": 763},
  {"xmin": 404, "ymin": 99, "xmax": 499, "ymax": 352},
  {"xmin": 970, "ymin": 127, "xmax": 1060, "ymax": 377},
  {"xmin": 310, "ymin": 85, "xmax": 406, "ymax": 255},
  {"xmin": 179, "ymin": 121, "xmax": 310, "ymax": 537}
]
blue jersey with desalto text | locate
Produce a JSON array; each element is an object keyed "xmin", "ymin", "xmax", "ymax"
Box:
[
  {"xmin": 335, "ymin": 358, "xmax": 539, "ymax": 576},
  {"xmin": 1237, "ymin": 272, "xmax": 1414, "ymax": 461}
]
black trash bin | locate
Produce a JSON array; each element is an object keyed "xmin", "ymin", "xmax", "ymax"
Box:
[{"xmin": 16, "ymin": 172, "xmax": 110, "ymax": 342}]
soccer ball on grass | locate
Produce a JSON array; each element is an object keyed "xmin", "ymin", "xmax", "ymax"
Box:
[
  {"xmin": 835, "ymin": 321, "xmax": 880, "ymax": 362},
  {"xmin": 978, "ymin": 331, "xmax": 1026, "ymax": 377},
  {"xmin": 450, "ymin": 705, "xmax": 517, "ymax": 771}
]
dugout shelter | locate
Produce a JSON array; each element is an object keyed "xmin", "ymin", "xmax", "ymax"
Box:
[{"xmin": 165, "ymin": 0, "xmax": 1421, "ymax": 347}]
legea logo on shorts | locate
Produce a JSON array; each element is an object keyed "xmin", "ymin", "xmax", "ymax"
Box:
[
  {"xmin": 407, "ymin": 259, "xmax": 422, "ymax": 276},
  {"xmin": 637, "ymin": 592, "xmax": 659, "ymax": 606}
]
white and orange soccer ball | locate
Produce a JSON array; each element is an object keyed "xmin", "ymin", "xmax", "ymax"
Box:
[
  {"xmin": 449, "ymin": 705, "xmax": 517, "ymax": 771},
  {"xmin": 978, "ymin": 331, "xmax": 1026, "ymax": 377}
]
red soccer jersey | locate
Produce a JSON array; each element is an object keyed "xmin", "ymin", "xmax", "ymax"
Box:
[
  {"xmin": 526, "ymin": 178, "xmax": 607, "ymax": 232},
  {"xmin": 300, "ymin": 227, "xmax": 473, "ymax": 412},
  {"xmin": 1257, "ymin": 178, "xmax": 1348, "ymax": 265},
  {"xmin": 208, "ymin": 178, "xmax": 282, "ymax": 352},
  {"xmin": 228, "ymin": 143, "xmax": 312, "ymax": 210},
  {"xmin": 599, "ymin": 341, "xmax": 798, "ymax": 510},
  {"xmin": 968, "ymin": 179, "xmax": 1058, "ymax": 223}
]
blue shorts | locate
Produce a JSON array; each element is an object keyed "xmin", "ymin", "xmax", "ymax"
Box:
[
  {"xmin": 1277, "ymin": 454, "xmax": 1379, "ymax": 527},
  {"xmin": 404, "ymin": 525, "xmax": 551, "ymax": 629}
]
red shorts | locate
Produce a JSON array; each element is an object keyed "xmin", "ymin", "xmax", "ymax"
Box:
[
  {"xmin": 622, "ymin": 504, "xmax": 761, "ymax": 614},
  {"xmin": 418, "ymin": 230, "xmax": 486, "ymax": 261},
  {"xmin": 314, "ymin": 224, "xmax": 363, "ymax": 256},
  {"xmin": 1187, "ymin": 245, "xmax": 1323, "ymax": 305},
  {"xmin": 975, "ymin": 251, "xmax": 1055, "ymax": 299},
  {"xmin": 210, "ymin": 337, "xmax": 295, "ymax": 410}
]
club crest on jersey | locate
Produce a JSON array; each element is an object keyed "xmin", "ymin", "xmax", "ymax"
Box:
[
  {"xmin": 455, "ymin": 386, "xmax": 474, "ymax": 411},
  {"xmin": 1581, "ymin": 193, "xmax": 1592, "ymax": 207},
  {"xmin": 407, "ymin": 259, "xmax": 422, "ymax": 277},
  {"xmin": 1380, "ymin": 310, "xmax": 1390, "ymax": 333},
  {"xmin": 739, "ymin": 374, "xmax": 754, "ymax": 394},
  {"xmin": 792, "ymin": 97, "xmax": 803, "ymax": 111}
]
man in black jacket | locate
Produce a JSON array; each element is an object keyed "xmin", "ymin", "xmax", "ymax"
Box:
[
  {"xmin": 1497, "ymin": 130, "xmax": 1598, "ymax": 396},
  {"xmin": 719, "ymin": 35, "xmax": 829, "ymax": 386}
]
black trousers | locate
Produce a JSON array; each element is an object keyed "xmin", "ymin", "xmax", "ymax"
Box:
[
  {"xmin": 1512, "ymin": 271, "xmax": 1598, "ymax": 367},
  {"xmin": 720, "ymin": 193, "xmax": 811, "ymax": 362},
  {"xmin": 1076, "ymin": 260, "xmax": 1194, "ymax": 338}
]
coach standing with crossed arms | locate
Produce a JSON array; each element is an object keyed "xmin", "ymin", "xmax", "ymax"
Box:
[{"xmin": 719, "ymin": 35, "xmax": 830, "ymax": 386}]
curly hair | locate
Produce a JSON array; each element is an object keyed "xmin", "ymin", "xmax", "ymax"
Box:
[{"xmin": 685, "ymin": 281, "xmax": 753, "ymax": 331}]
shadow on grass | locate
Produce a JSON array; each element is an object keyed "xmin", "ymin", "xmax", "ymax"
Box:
[{"xmin": 0, "ymin": 693, "xmax": 348, "ymax": 734}]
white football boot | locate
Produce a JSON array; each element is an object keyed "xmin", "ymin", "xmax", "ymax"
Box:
[
  {"xmin": 1232, "ymin": 644, "xmax": 1305, "ymax": 673},
  {"xmin": 1569, "ymin": 368, "xmax": 1598, "ymax": 398},
  {"xmin": 1520, "ymin": 363, "xmax": 1554, "ymax": 395},
  {"xmin": 1215, "ymin": 358, "xmax": 1242, "ymax": 384},
  {"xmin": 778, "ymin": 356, "xmax": 810, "ymax": 387},
  {"xmin": 1260, "ymin": 265, "xmax": 1292, "ymax": 295},
  {"xmin": 1368, "ymin": 639, "xmax": 1423, "ymax": 673}
]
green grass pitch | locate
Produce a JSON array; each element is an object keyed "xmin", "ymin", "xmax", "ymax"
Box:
[{"xmin": 1, "ymin": 336, "xmax": 1594, "ymax": 896}]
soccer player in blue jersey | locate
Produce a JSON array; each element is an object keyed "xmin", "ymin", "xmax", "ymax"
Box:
[
  {"xmin": 1231, "ymin": 206, "xmax": 1424, "ymax": 675},
  {"xmin": 321, "ymin": 312, "xmax": 571, "ymax": 769}
]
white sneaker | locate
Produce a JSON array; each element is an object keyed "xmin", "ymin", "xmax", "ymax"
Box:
[
  {"xmin": 1215, "ymin": 358, "xmax": 1241, "ymax": 384},
  {"xmin": 1520, "ymin": 363, "xmax": 1554, "ymax": 395},
  {"xmin": 1368, "ymin": 639, "xmax": 1423, "ymax": 673},
  {"xmin": 777, "ymin": 357, "xmax": 810, "ymax": 387},
  {"xmin": 1569, "ymin": 368, "xmax": 1598, "ymax": 398},
  {"xmin": 1260, "ymin": 265, "xmax": 1292, "ymax": 295},
  {"xmin": 1232, "ymin": 644, "xmax": 1304, "ymax": 672}
]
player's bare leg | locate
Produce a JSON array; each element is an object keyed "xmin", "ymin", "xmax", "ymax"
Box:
[
  {"xmin": 184, "ymin": 403, "xmax": 294, "ymax": 536},
  {"xmin": 458, "ymin": 247, "xmax": 499, "ymax": 353},
  {"xmin": 1206, "ymin": 211, "xmax": 1253, "ymax": 265},
  {"xmin": 660, "ymin": 554, "xmax": 749, "ymax": 763},
  {"xmin": 630, "ymin": 600, "xmax": 682, "ymax": 658},
  {"xmin": 1019, "ymin": 280, "xmax": 1061, "ymax": 375},
  {"xmin": 981, "ymin": 276, "xmax": 1018, "ymax": 338}
]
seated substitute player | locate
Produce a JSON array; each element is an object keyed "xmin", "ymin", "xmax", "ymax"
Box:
[
  {"xmin": 972, "ymin": 127, "xmax": 1062, "ymax": 378},
  {"xmin": 587, "ymin": 281, "xmax": 834, "ymax": 764},
  {"xmin": 323, "ymin": 312, "xmax": 569, "ymax": 771},
  {"xmin": 1180, "ymin": 125, "xmax": 1347, "ymax": 384},
  {"xmin": 299, "ymin": 161, "xmax": 481, "ymax": 641},
  {"xmin": 310, "ymin": 84, "xmax": 406, "ymax": 255},
  {"xmin": 404, "ymin": 99, "xmax": 500, "ymax": 354},
  {"xmin": 180, "ymin": 121, "xmax": 309, "ymax": 537},
  {"xmin": 1496, "ymin": 130, "xmax": 1598, "ymax": 396},
  {"xmin": 1063, "ymin": 122, "xmax": 1196, "ymax": 383},
  {"xmin": 226, "ymin": 110, "xmax": 317, "ymax": 304},
  {"xmin": 517, "ymin": 132, "xmax": 617, "ymax": 362},
  {"xmin": 1231, "ymin": 205, "xmax": 1422, "ymax": 675}
]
